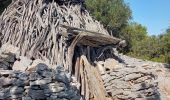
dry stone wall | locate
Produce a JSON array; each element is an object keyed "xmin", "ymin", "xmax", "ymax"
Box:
[
  {"xmin": 0, "ymin": 44, "xmax": 81, "ymax": 100},
  {"xmin": 97, "ymin": 53, "xmax": 170, "ymax": 100}
]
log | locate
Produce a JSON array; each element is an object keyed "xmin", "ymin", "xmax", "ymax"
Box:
[
  {"xmin": 81, "ymin": 55, "xmax": 107, "ymax": 100},
  {"xmin": 61, "ymin": 25, "xmax": 124, "ymax": 47}
]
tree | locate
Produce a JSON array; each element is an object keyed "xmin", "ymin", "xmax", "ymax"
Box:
[
  {"xmin": 119, "ymin": 22, "xmax": 147, "ymax": 54},
  {"xmin": 85, "ymin": 0, "xmax": 131, "ymax": 33}
]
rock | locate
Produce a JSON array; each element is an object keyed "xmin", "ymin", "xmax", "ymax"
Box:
[
  {"xmin": 29, "ymin": 72, "xmax": 42, "ymax": 81},
  {"xmin": 10, "ymin": 86, "xmax": 24, "ymax": 94},
  {"xmin": 17, "ymin": 73, "xmax": 28, "ymax": 81},
  {"xmin": 28, "ymin": 89, "xmax": 46, "ymax": 99},
  {"xmin": 47, "ymin": 82, "xmax": 65, "ymax": 93},
  {"xmin": 10, "ymin": 94, "xmax": 23, "ymax": 99},
  {"xmin": 2, "ymin": 53, "xmax": 16, "ymax": 63},
  {"xmin": 25, "ymin": 85, "xmax": 40, "ymax": 90},
  {"xmin": 0, "ymin": 62, "xmax": 9, "ymax": 70},
  {"xmin": 12, "ymin": 56, "xmax": 32, "ymax": 71},
  {"xmin": 0, "ymin": 77, "xmax": 15, "ymax": 86},
  {"xmin": 0, "ymin": 92, "xmax": 4, "ymax": 99},
  {"xmin": 0, "ymin": 43, "xmax": 20, "ymax": 57},
  {"xmin": 104, "ymin": 58, "xmax": 121, "ymax": 70},
  {"xmin": 0, "ymin": 70, "xmax": 15, "ymax": 76},
  {"xmin": 101, "ymin": 74, "xmax": 111, "ymax": 80},
  {"xmin": 22, "ymin": 97, "xmax": 32, "ymax": 100},
  {"xmin": 30, "ymin": 79, "xmax": 51, "ymax": 86},
  {"xmin": 41, "ymin": 70, "xmax": 53, "ymax": 78},
  {"xmin": 55, "ymin": 66, "xmax": 69, "ymax": 84},
  {"xmin": 48, "ymin": 95, "xmax": 58, "ymax": 100},
  {"xmin": 105, "ymin": 85, "xmax": 112, "ymax": 91},
  {"xmin": 108, "ymin": 89, "xmax": 123, "ymax": 96},
  {"xmin": 35, "ymin": 63, "xmax": 48, "ymax": 73},
  {"xmin": 26, "ymin": 59, "xmax": 51, "ymax": 72},
  {"xmin": 13, "ymin": 79, "xmax": 25, "ymax": 86},
  {"xmin": 124, "ymin": 73, "xmax": 142, "ymax": 81}
]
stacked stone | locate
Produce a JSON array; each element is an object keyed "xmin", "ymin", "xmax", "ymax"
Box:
[
  {"xmin": 98, "ymin": 57, "xmax": 167, "ymax": 100},
  {"xmin": 102, "ymin": 69, "xmax": 160, "ymax": 100},
  {"xmin": 0, "ymin": 64, "xmax": 81, "ymax": 100},
  {"xmin": 0, "ymin": 52, "xmax": 16, "ymax": 70},
  {"xmin": 0, "ymin": 43, "xmax": 81, "ymax": 100}
]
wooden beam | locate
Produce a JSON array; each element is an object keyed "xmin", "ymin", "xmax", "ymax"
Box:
[
  {"xmin": 81, "ymin": 55, "xmax": 107, "ymax": 100},
  {"xmin": 60, "ymin": 25, "xmax": 124, "ymax": 47}
]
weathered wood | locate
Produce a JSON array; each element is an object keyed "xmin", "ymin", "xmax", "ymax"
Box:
[
  {"xmin": 61, "ymin": 25, "xmax": 124, "ymax": 47},
  {"xmin": 81, "ymin": 55, "xmax": 107, "ymax": 100}
]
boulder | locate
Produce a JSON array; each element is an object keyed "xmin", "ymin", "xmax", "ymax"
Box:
[
  {"xmin": 30, "ymin": 79, "xmax": 51, "ymax": 86},
  {"xmin": 55, "ymin": 66, "xmax": 69, "ymax": 84},
  {"xmin": 29, "ymin": 72, "xmax": 43, "ymax": 81},
  {"xmin": 0, "ymin": 43, "xmax": 20, "ymax": 57},
  {"xmin": 26, "ymin": 59, "xmax": 51, "ymax": 72},
  {"xmin": 48, "ymin": 82, "xmax": 65, "ymax": 93},
  {"xmin": 0, "ymin": 77, "xmax": 15, "ymax": 86},
  {"xmin": 28, "ymin": 89, "xmax": 46, "ymax": 99},
  {"xmin": 0, "ymin": 61, "xmax": 10, "ymax": 70},
  {"xmin": 12, "ymin": 56, "xmax": 32, "ymax": 71},
  {"xmin": 0, "ymin": 53, "xmax": 16, "ymax": 63},
  {"xmin": 10, "ymin": 86, "xmax": 24, "ymax": 94}
]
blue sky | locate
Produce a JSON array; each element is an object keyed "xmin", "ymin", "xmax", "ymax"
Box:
[{"xmin": 125, "ymin": 0, "xmax": 170, "ymax": 35}]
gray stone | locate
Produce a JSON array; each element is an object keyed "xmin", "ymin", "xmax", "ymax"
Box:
[
  {"xmin": 10, "ymin": 94, "xmax": 23, "ymax": 99},
  {"xmin": 105, "ymin": 85, "xmax": 113, "ymax": 91},
  {"xmin": 12, "ymin": 56, "xmax": 32, "ymax": 71},
  {"xmin": 29, "ymin": 72, "xmax": 42, "ymax": 81},
  {"xmin": 26, "ymin": 59, "xmax": 51, "ymax": 72},
  {"xmin": 65, "ymin": 90, "xmax": 78, "ymax": 99},
  {"xmin": 0, "ymin": 77, "xmax": 15, "ymax": 86},
  {"xmin": 104, "ymin": 76, "xmax": 114, "ymax": 83},
  {"xmin": 55, "ymin": 67, "xmax": 69, "ymax": 84},
  {"xmin": 111, "ymin": 79, "xmax": 131, "ymax": 89},
  {"xmin": 124, "ymin": 73, "xmax": 142, "ymax": 81},
  {"xmin": 22, "ymin": 97, "xmax": 32, "ymax": 100},
  {"xmin": 10, "ymin": 86, "xmax": 24, "ymax": 94},
  {"xmin": 0, "ymin": 92, "xmax": 4, "ymax": 99},
  {"xmin": 0, "ymin": 70, "xmax": 19, "ymax": 76},
  {"xmin": 35, "ymin": 63, "xmax": 48, "ymax": 72},
  {"xmin": 47, "ymin": 95, "xmax": 58, "ymax": 100},
  {"xmin": 101, "ymin": 74, "xmax": 110, "ymax": 80},
  {"xmin": 109, "ymin": 89, "xmax": 123, "ymax": 96},
  {"xmin": 13, "ymin": 79, "xmax": 25, "ymax": 86},
  {"xmin": 57, "ymin": 91, "xmax": 69, "ymax": 98},
  {"xmin": 0, "ymin": 43, "xmax": 20, "ymax": 57},
  {"xmin": 2, "ymin": 53, "xmax": 16, "ymax": 63},
  {"xmin": 41, "ymin": 71, "xmax": 53, "ymax": 78},
  {"xmin": 28, "ymin": 89, "xmax": 46, "ymax": 99},
  {"xmin": 48, "ymin": 82, "xmax": 65, "ymax": 93},
  {"xmin": 0, "ymin": 61, "xmax": 10, "ymax": 70},
  {"xmin": 17, "ymin": 73, "xmax": 28, "ymax": 81},
  {"xmin": 30, "ymin": 79, "xmax": 51, "ymax": 86},
  {"xmin": 70, "ymin": 95, "xmax": 81, "ymax": 100},
  {"xmin": 25, "ymin": 85, "xmax": 40, "ymax": 90}
]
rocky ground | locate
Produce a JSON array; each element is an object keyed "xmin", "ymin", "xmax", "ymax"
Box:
[
  {"xmin": 0, "ymin": 43, "xmax": 81, "ymax": 100},
  {"xmin": 97, "ymin": 52, "xmax": 170, "ymax": 100}
]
